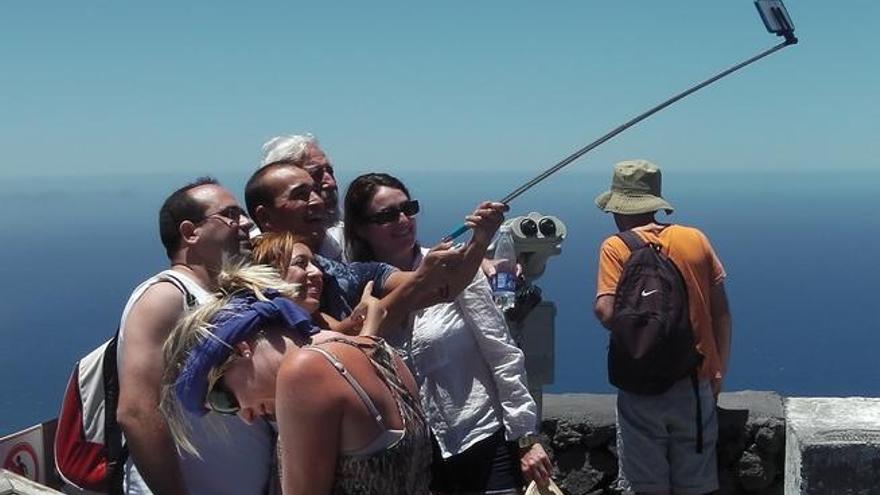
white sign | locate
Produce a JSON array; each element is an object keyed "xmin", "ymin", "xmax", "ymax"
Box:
[{"xmin": 0, "ymin": 424, "xmax": 45, "ymax": 484}]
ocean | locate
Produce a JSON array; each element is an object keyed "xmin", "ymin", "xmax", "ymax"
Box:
[{"xmin": 2, "ymin": 168, "xmax": 878, "ymax": 433}]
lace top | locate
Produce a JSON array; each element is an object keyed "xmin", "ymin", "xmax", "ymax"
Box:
[{"xmin": 305, "ymin": 336, "xmax": 432, "ymax": 495}]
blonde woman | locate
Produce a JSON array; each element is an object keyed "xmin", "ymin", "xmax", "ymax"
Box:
[{"xmin": 160, "ymin": 253, "xmax": 431, "ymax": 494}]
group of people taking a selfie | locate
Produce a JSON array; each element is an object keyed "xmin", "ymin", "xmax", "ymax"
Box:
[{"xmin": 112, "ymin": 133, "xmax": 730, "ymax": 495}]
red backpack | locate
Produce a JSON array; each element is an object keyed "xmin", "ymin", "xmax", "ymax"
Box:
[
  {"xmin": 54, "ymin": 271, "xmax": 195, "ymax": 493},
  {"xmin": 54, "ymin": 334, "xmax": 126, "ymax": 493}
]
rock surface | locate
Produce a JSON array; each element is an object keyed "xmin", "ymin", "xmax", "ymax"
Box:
[{"xmin": 541, "ymin": 391, "xmax": 785, "ymax": 494}]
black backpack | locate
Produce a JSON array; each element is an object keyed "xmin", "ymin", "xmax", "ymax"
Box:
[{"xmin": 607, "ymin": 229, "xmax": 703, "ymax": 395}]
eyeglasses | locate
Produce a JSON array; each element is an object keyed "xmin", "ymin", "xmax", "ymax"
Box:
[
  {"xmin": 365, "ymin": 200, "xmax": 420, "ymax": 225},
  {"xmin": 303, "ymin": 163, "xmax": 335, "ymax": 180},
  {"xmin": 201, "ymin": 206, "xmax": 249, "ymax": 228}
]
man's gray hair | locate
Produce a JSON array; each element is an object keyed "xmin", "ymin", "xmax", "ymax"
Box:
[{"xmin": 260, "ymin": 133, "xmax": 320, "ymax": 167}]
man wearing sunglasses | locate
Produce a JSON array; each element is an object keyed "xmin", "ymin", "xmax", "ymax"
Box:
[
  {"xmin": 116, "ymin": 178, "xmax": 274, "ymax": 495},
  {"xmin": 245, "ymin": 161, "xmax": 505, "ymax": 332}
]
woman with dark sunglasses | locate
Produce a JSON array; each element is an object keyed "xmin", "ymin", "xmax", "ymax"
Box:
[
  {"xmin": 343, "ymin": 173, "xmax": 553, "ymax": 494},
  {"xmin": 159, "ymin": 256, "xmax": 432, "ymax": 494}
]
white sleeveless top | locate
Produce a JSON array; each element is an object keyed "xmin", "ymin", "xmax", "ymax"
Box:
[{"xmin": 117, "ymin": 269, "xmax": 274, "ymax": 495}]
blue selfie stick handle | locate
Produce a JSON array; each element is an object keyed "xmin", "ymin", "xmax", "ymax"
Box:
[{"xmin": 441, "ymin": 224, "xmax": 470, "ymax": 242}]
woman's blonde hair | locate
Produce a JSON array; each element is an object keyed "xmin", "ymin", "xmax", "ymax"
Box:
[
  {"xmin": 251, "ymin": 231, "xmax": 315, "ymax": 280},
  {"xmin": 159, "ymin": 262, "xmax": 299, "ymax": 457}
]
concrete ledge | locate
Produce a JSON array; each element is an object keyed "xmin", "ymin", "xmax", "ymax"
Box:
[
  {"xmin": 0, "ymin": 469, "xmax": 62, "ymax": 495},
  {"xmin": 784, "ymin": 398, "xmax": 880, "ymax": 494}
]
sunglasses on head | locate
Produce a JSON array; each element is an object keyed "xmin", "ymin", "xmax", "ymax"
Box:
[{"xmin": 365, "ymin": 200, "xmax": 420, "ymax": 225}]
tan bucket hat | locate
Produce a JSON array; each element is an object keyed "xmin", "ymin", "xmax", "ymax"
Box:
[
  {"xmin": 525, "ymin": 479, "xmax": 565, "ymax": 495},
  {"xmin": 594, "ymin": 159, "xmax": 674, "ymax": 215}
]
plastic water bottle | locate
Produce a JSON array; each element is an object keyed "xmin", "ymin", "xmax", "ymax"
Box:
[{"xmin": 491, "ymin": 225, "xmax": 517, "ymax": 311}]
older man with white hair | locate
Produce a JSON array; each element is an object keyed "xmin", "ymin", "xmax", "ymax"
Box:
[
  {"xmin": 259, "ymin": 133, "xmax": 346, "ymax": 261},
  {"xmin": 258, "ymin": 133, "xmax": 512, "ymax": 283}
]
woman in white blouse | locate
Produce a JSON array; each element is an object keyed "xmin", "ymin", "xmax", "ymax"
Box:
[{"xmin": 343, "ymin": 173, "xmax": 552, "ymax": 494}]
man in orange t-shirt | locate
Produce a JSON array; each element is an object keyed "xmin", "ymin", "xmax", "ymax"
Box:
[{"xmin": 593, "ymin": 160, "xmax": 732, "ymax": 495}]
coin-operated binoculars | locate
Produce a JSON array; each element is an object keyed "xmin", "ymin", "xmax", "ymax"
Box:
[
  {"xmin": 503, "ymin": 212, "xmax": 566, "ymax": 284},
  {"xmin": 493, "ymin": 212, "xmax": 566, "ymax": 417}
]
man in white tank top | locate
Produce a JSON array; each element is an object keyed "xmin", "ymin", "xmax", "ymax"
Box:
[{"xmin": 116, "ymin": 177, "xmax": 274, "ymax": 495}]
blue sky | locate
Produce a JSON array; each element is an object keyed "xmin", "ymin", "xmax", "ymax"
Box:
[
  {"xmin": 1, "ymin": 1, "xmax": 877, "ymax": 180},
  {"xmin": 2, "ymin": 3, "xmax": 880, "ymax": 430}
]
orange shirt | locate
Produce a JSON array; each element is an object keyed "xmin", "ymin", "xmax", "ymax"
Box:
[{"xmin": 596, "ymin": 224, "xmax": 726, "ymax": 380}]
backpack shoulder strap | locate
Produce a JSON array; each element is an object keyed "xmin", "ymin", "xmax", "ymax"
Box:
[
  {"xmin": 102, "ymin": 330, "xmax": 127, "ymax": 494},
  {"xmin": 616, "ymin": 230, "xmax": 646, "ymax": 252}
]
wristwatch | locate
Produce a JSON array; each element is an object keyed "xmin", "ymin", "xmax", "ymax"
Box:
[{"xmin": 517, "ymin": 434, "xmax": 540, "ymax": 451}]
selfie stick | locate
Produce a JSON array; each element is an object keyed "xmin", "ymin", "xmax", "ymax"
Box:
[{"xmin": 442, "ymin": 0, "xmax": 797, "ymax": 242}]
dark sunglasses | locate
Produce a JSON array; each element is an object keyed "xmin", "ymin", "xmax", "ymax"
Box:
[
  {"xmin": 206, "ymin": 379, "xmax": 240, "ymax": 415},
  {"xmin": 205, "ymin": 345, "xmax": 243, "ymax": 415},
  {"xmin": 365, "ymin": 200, "xmax": 420, "ymax": 225}
]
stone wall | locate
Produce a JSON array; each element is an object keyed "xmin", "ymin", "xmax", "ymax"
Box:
[{"xmin": 539, "ymin": 391, "xmax": 785, "ymax": 495}]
